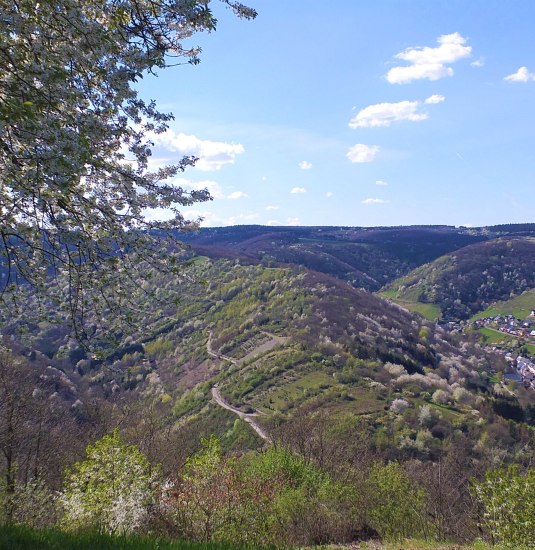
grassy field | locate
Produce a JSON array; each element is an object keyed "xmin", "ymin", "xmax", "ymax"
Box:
[
  {"xmin": 378, "ymin": 292, "xmax": 441, "ymax": 321},
  {"xmin": 471, "ymin": 289, "xmax": 535, "ymax": 320},
  {"xmin": 3, "ymin": 527, "xmax": 531, "ymax": 550},
  {"xmin": 477, "ymin": 327, "xmax": 512, "ymax": 345},
  {"xmin": 261, "ymin": 370, "xmax": 334, "ymax": 411},
  {"xmin": 0, "ymin": 525, "xmax": 264, "ymax": 550},
  {"xmin": 475, "ymin": 327, "xmax": 535, "ymax": 357}
]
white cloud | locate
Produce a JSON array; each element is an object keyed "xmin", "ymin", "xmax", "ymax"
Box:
[
  {"xmin": 347, "ymin": 144, "xmax": 380, "ymax": 163},
  {"xmin": 291, "ymin": 187, "xmax": 307, "ymax": 194},
  {"xmin": 362, "ymin": 198, "xmax": 387, "ymax": 204},
  {"xmin": 149, "ymin": 129, "xmax": 244, "ymax": 171},
  {"xmin": 227, "ymin": 191, "xmax": 248, "ymax": 199},
  {"xmin": 266, "ymin": 219, "xmax": 281, "ymax": 226},
  {"xmin": 388, "ymin": 64, "xmax": 453, "ymax": 84},
  {"xmin": 142, "ymin": 207, "xmax": 175, "ymax": 222},
  {"xmin": 504, "ymin": 66, "xmax": 535, "ymax": 82},
  {"xmin": 298, "ymin": 160, "xmax": 313, "ymax": 170},
  {"xmin": 386, "ymin": 32, "xmax": 471, "ymax": 84},
  {"xmin": 471, "ymin": 58, "xmax": 485, "ymax": 67},
  {"xmin": 265, "ymin": 205, "xmax": 279, "ymax": 211},
  {"xmin": 183, "ymin": 210, "xmax": 222, "ymax": 226},
  {"xmin": 287, "ymin": 217, "xmax": 301, "ymax": 226},
  {"xmin": 424, "ymin": 94, "xmax": 445, "ymax": 104},
  {"xmin": 349, "ymin": 100, "xmax": 427, "ymax": 128},
  {"xmin": 226, "ymin": 213, "xmax": 260, "ymax": 224},
  {"xmin": 326, "ymin": 191, "xmax": 333, "ymax": 198},
  {"xmin": 186, "ymin": 210, "xmax": 259, "ymax": 226},
  {"xmin": 172, "ymin": 177, "xmax": 224, "ymax": 199},
  {"xmin": 350, "ymin": 96, "xmax": 446, "ymax": 128},
  {"xmin": 261, "ymin": 176, "xmax": 268, "ymax": 181},
  {"xmin": 375, "ymin": 180, "xmax": 388, "ymax": 186},
  {"xmin": 146, "ymin": 157, "xmax": 173, "ymax": 172}
]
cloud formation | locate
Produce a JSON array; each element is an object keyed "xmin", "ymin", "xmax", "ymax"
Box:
[
  {"xmin": 265, "ymin": 205, "xmax": 279, "ymax": 211},
  {"xmin": 291, "ymin": 187, "xmax": 307, "ymax": 194},
  {"xmin": 173, "ymin": 177, "xmax": 224, "ymax": 199},
  {"xmin": 350, "ymin": 95, "xmax": 445, "ymax": 128},
  {"xmin": 150, "ymin": 129, "xmax": 245, "ymax": 171},
  {"xmin": 349, "ymin": 100, "xmax": 426, "ymax": 128},
  {"xmin": 505, "ymin": 66, "xmax": 535, "ymax": 82},
  {"xmin": 362, "ymin": 198, "xmax": 387, "ymax": 204},
  {"xmin": 299, "ymin": 160, "xmax": 313, "ymax": 170},
  {"xmin": 227, "ymin": 191, "xmax": 248, "ymax": 199},
  {"xmin": 386, "ymin": 32, "xmax": 471, "ymax": 84},
  {"xmin": 424, "ymin": 94, "xmax": 445, "ymax": 104},
  {"xmin": 185, "ymin": 210, "xmax": 259, "ymax": 226},
  {"xmin": 375, "ymin": 180, "xmax": 388, "ymax": 186},
  {"xmin": 347, "ymin": 144, "xmax": 380, "ymax": 163}
]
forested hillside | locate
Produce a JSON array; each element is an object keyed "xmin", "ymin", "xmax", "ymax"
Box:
[
  {"xmin": 178, "ymin": 224, "xmax": 535, "ymax": 291},
  {"xmin": 382, "ymin": 237, "xmax": 535, "ymax": 320}
]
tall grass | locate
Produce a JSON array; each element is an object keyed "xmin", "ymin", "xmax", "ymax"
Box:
[{"xmin": 0, "ymin": 525, "xmax": 264, "ymax": 550}]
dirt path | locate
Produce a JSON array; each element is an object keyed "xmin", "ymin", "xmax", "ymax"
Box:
[
  {"xmin": 211, "ymin": 385, "xmax": 271, "ymax": 443},
  {"xmin": 206, "ymin": 330, "xmax": 239, "ymax": 365}
]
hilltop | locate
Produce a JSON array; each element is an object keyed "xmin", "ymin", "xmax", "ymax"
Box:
[{"xmin": 177, "ymin": 225, "xmax": 486, "ymax": 290}]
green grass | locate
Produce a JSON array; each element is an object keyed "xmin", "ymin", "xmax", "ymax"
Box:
[
  {"xmin": 378, "ymin": 293, "xmax": 441, "ymax": 321},
  {"xmin": 471, "ymin": 289, "xmax": 535, "ymax": 321},
  {"xmin": 0, "ymin": 525, "xmax": 262, "ymax": 550},
  {"xmin": 378, "ymin": 290, "xmax": 398, "ymax": 299},
  {"xmin": 525, "ymin": 343, "xmax": 535, "ymax": 355},
  {"xmin": 262, "ymin": 371, "xmax": 334, "ymax": 411},
  {"xmin": 403, "ymin": 302, "xmax": 441, "ymax": 321},
  {"xmin": 477, "ymin": 327, "xmax": 512, "ymax": 345},
  {"xmin": 475, "ymin": 327, "xmax": 535, "ymax": 357}
]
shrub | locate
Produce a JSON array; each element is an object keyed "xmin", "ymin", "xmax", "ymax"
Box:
[
  {"xmin": 474, "ymin": 465, "xmax": 535, "ymax": 547},
  {"xmin": 60, "ymin": 430, "xmax": 159, "ymax": 534},
  {"xmin": 367, "ymin": 462, "xmax": 427, "ymax": 541}
]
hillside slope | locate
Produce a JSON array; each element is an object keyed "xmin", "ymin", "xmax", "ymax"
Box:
[
  {"xmin": 381, "ymin": 237, "xmax": 535, "ymax": 320},
  {"xmin": 178, "ymin": 225, "xmax": 491, "ymax": 290},
  {"xmin": 5, "ymin": 256, "xmax": 533, "ymax": 468}
]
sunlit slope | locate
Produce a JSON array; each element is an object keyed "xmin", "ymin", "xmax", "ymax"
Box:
[{"xmin": 380, "ymin": 238, "xmax": 535, "ymax": 321}]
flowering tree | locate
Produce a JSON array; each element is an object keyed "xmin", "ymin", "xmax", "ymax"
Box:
[
  {"xmin": 60, "ymin": 430, "xmax": 159, "ymax": 534},
  {"xmin": 0, "ymin": 0, "xmax": 255, "ymax": 339},
  {"xmin": 474, "ymin": 465, "xmax": 535, "ymax": 547}
]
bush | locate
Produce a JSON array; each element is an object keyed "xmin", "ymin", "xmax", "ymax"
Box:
[
  {"xmin": 474, "ymin": 465, "xmax": 535, "ymax": 547},
  {"xmin": 367, "ymin": 462, "xmax": 427, "ymax": 541},
  {"xmin": 60, "ymin": 430, "xmax": 159, "ymax": 534}
]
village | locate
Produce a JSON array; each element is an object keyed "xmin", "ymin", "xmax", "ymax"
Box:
[
  {"xmin": 470, "ymin": 311, "xmax": 535, "ymax": 389},
  {"xmin": 471, "ymin": 311, "xmax": 535, "ymax": 339}
]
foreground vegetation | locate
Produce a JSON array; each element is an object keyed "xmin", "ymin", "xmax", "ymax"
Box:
[
  {"xmin": 0, "ymin": 525, "xmax": 255, "ymax": 550},
  {"xmin": 1, "ymin": 526, "xmax": 533, "ymax": 550},
  {"xmin": 1, "ymin": 428, "xmax": 534, "ymax": 548}
]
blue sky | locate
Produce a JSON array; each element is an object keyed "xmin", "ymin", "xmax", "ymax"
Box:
[{"xmin": 138, "ymin": 0, "xmax": 535, "ymax": 227}]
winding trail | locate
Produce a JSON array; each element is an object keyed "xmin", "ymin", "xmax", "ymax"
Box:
[
  {"xmin": 206, "ymin": 330, "xmax": 272, "ymax": 442},
  {"xmin": 211, "ymin": 385, "xmax": 271, "ymax": 443},
  {"xmin": 206, "ymin": 330, "xmax": 239, "ymax": 365}
]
